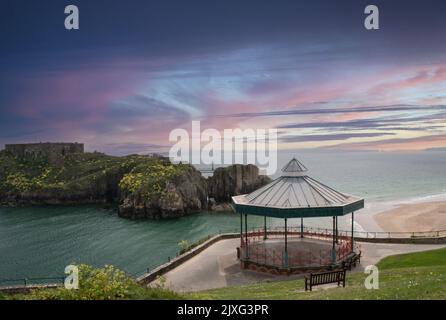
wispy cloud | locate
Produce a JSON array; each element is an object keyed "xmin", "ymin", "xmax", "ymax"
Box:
[
  {"xmin": 278, "ymin": 111, "xmax": 446, "ymax": 130},
  {"xmin": 99, "ymin": 142, "xmax": 169, "ymax": 155},
  {"xmin": 322, "ymin": 134, "xmax": 446, "ymax": 151},
  {"xmin": 280, "ymin": 132, "xmax": 395, "ymax": 143},
  {"xmin": 219, "ymin": 104, "xmax": 446, "ymax": 119}
]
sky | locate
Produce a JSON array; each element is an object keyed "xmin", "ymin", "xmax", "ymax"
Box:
[{"xmin": 1, "ymin": 0, "xmax": 446, "ymax": 155}]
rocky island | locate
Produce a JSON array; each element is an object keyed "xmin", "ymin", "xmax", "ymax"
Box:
[{"xmin": 0, "ymin": 143, "xmax": 271, "ymax": 219}]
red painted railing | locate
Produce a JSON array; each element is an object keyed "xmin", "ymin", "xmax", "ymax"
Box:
[{"xmin": 240, "ymin": 228, "xmax": 355, "ymax": 268}]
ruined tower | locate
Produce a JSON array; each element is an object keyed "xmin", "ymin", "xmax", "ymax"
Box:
[{"xmin": 4, "ymin": 142, "xmax": 84, "ymax": 165}]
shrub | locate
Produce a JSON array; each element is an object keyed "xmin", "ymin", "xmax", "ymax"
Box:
[
  {"xmin": 178, "ymin": 235, "xmax": 212, "ymax": 255},
  {"xmin": 178, "ymin": 240, "xmax": 189, "ymax": 253},
  {"xmin": 119, "ymin": 161, "xmax": 190, "ymax": 201},
  {"xmin": 22, "ymin": 264, "xmax": 181, "ymax": 300}
]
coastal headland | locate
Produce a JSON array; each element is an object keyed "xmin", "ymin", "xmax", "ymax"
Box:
[{"xmin": 0, "ymin": 145, "xmax": 270, "ymax": 219}]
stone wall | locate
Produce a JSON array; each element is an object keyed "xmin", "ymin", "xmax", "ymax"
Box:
[
  {"xmin": 0, "ymin": 284, "xmax": 61, "ymax": 294},
  {"xmin": 136, "ymin": 233, "xmax": 240, "ymax": 285},
  {"xmin": 354, "ymin": 236, "xmax": 446, "ymax": 244}
]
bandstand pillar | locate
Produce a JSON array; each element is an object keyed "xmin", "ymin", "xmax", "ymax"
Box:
[
  {"xmin": 351, "ymin": 211, "xmax": 355, "ymax": 252},
  {"xmin": 335, "ymin": 216, "xmax": 339, "ymax": 244},
  {"xmin": 240, "ymin": 213, "xmax": 243, "ymax": 247},
  {"xmin": 300, "ymin": 217, "xmax": 304, "ymax": 238},
  {"xmin": 245, "ymin": 214, "xmax": 249, "ymax": 258},
  {"xmin": 264, "ymin": 215, "xmax": 267, "ymax": 240},
  {"xmin": 284, "ymin": 218, "xmax": 288, "ymax": 267},
  {"xmin": 332, "ymin": 216, "xmax": 336, "ymax": 263}
]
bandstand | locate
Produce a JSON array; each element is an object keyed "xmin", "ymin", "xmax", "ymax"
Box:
[{"xmin": 232, "ymin": 157, "xmax": 364, "ymax": 274}]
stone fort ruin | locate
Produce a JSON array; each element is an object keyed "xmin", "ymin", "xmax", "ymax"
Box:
[{"xmin": 4, "ymin": 142, "xmax": 84, "ymax": 165}]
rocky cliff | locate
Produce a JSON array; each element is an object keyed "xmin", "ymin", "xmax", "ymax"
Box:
[
  {"xmin": 119, "ymin": 165, "xmax": 270, "ymax": 219},
  {"xmin": 118, "ymin": 164, "xmax": 208, "ymax": 219},
  {"xmin": 207, "ymin": 164, "xmax": 271, "ymax": 203}
]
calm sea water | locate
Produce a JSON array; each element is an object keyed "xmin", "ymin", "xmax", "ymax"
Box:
[{"xmin": 1, "ymin": 150, "xmax": 446, "ymax": 281}]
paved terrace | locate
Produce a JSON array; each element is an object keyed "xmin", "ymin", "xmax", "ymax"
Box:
[{"xmin": 154, "ymin": 238, "xmax": 446, "ymax": 293}]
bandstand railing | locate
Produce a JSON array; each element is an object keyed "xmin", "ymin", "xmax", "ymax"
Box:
[
  {"xmin": 240, "ymin": 227, "xmax": 360, "ymax": 268},
  {"xmin": 304, "ymin": 225, "xmax": 446, "ymax": 239},
  {"xmin": 242, "ymin": 225, "xmax": 446, "ymax": 240}
]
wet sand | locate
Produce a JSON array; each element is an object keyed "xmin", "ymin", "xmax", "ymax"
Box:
[{"xmin": 374, "ymin": 201, "xmax": 446, "ymax": 232}]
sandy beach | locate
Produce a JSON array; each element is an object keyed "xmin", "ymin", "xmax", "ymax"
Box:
[{"xmin": 374, "ymin": 201, "xmax": 446, "ymax": 233}]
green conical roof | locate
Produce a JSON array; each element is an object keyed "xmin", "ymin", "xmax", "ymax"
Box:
[{"xmin": 232, "ymin": 157, "xmax": 364, "ymax": 218}]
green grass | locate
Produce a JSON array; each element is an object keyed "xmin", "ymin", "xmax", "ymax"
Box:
[
  {"xmin": 188, "ymin": 247, "xmax": 446, "ymax": 300},
  {"xmin": 378, "ymin": 247, "xmax": 446, "ymax": 270}
]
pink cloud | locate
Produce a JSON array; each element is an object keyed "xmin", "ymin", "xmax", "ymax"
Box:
[
  {"xmin": 369, "ymin": 66, "xmax": 446, "ymax": 95},
  {"xmin": 15, "ymin": 67, "xmax": 143, "ymax": 128},
  {"xmin": 326, "ymin": 134, "xmax": 446, "ymax": 151}
]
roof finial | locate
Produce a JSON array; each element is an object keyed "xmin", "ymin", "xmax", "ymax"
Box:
[{"xmin": 281, "ymin": 157, "xmax": 308, "ymax": 176}]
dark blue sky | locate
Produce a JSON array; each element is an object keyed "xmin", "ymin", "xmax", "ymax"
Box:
[
  {"xmin": 3, "ymin": 1, "xmax": 445, "ymax": 57},
  {"xmin": 1, "ymin": 0, "xmax": 446, "ymax": 153}
]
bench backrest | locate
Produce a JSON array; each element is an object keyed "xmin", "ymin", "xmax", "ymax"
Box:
[{"xmin": 311, "ymin": 270, "xmax": 345, "ymax": 285}]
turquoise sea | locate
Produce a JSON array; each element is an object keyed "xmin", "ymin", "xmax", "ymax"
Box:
[{"xmin": 1, "ymin": 150, "xmax": 446, "ymax": 282}]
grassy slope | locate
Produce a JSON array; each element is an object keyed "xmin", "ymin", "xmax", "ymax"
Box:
[{"xmin": 188, "ymin": 247, "xmax": 446, "ymax": 300}]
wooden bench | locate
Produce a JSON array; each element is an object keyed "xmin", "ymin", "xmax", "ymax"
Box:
[
  {"xmin": 352, "ymin": 251, "xmax": 361, "ymax": 266},
  {"xmin": 342, "ymin": 251, "xmax": 362, "ymax": 270},
  {"xmin": 305, "ymin": 269, "xmax": 346, "ymax": 291}
]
